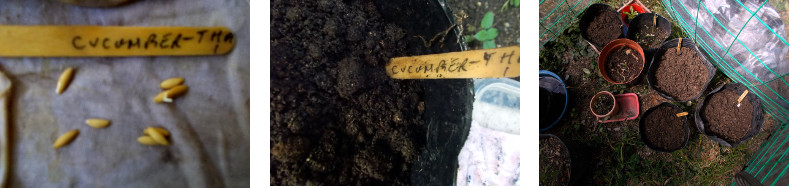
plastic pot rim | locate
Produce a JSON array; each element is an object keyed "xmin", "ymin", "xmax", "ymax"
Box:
[
  {"xmin": 647, "ymin": 38, "xmax": 716, "ymax": 103},
  {"xmin": 590, "ymin": 91, "xmax": 618, "ymax": 117},
  {"xmin": 625, "ymin": 13, "xmax": 672, "ymax": 49},
  {"xmin": 598, "ymin": 38, "xmax": 645, "ymax": 85},
  {"xmin": 694, "ymin": 83, "xmax": 764, "ymax": 147},
  {"xmin": 580, "ymin": 3, "xmax": 624, "ymax": 50},
  {"xmin": 639, "ymin": 102, "xmax": 691, "ymax": 152},
  {"xmin": 540, "ymin": 70, "xmax": 569, "ymax": 132}
]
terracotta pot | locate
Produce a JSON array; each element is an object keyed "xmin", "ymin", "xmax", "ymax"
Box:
[
  {"xmin": 598, "ymin": 38, "xmax": 645, "ymax": 85},
  {"xmin": 590, "ymin": 91, "xmax": 619, "ymax": 118}
]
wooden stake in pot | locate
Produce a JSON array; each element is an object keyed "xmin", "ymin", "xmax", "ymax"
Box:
[
  {"xmin": 675, "ymin": 112, "xmax": 688, "ymax": 117},
  {"xmin": 653, "ymin": 14, "xmax": 657, "ymax": 27},
  {"xmin": 737, "ymin": 90, "xmax": 749, "ymax": 107},
  {"xmin": 676, "ymin": 38, "xmax": 682, "ymax": 53}
]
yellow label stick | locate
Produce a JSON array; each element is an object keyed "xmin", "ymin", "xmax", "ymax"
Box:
[
  {"xmin": 738, "ymin": 90, "xmax": 749, "ymax": 104},
  {"xmin": 737, "ymin": 90, "xmax": 749, "ymax": 107},
  {"xmin": 386, "ymin": 46, "xmax": 519, "ymax": 79},
  {"xmin": 0, "ymin": 25, "xmax": 235, "ymax": 57}
]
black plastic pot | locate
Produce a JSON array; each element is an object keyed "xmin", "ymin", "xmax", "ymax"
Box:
[
  {"xmin": 539, "ymin": 134, "xmax": 571, "ymax": 186},
  {"xmin": 626, "ymin": 13, "xmax": 671, "ymax": 64},
  {"xmin": 695, "ymin": 83, "xmax": 764, "ymax": 147},
  {"xmin": 639, "ymin": 102, "xmax": 691, "ymax": 152},
  {"xmin": 626, "ymin": 13, "xmax": 671, "ymax": 49},
  {"xmin": 375, "ymin": 0, "xmax": 472, "ymax": 185},
  {"xmin": 580, "ymin": 3, "xmax": 624, "ymax": 50},
  {"xmin": 647, "ymin": 38, "xmax": 716, "ymax": 103}
]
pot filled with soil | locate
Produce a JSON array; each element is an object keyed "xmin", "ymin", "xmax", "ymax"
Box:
[
  {"xmin": 590, "ymin": 91, "xmax": 618, "ymax": 117},
  {"xmin": 695, "ymin": 83, "xmax": 764, "ymax": 147},
  {"xmin": 598, "ymin": 38, "xmax": 644, "ymax": 84},
  {"xmin": 540, "ymin": 70, "xmax": 568, "ymax": 131},
  {"xmin": 539, "ymin": 134, "xmax": 571, "ymax": 186},
  {"xmin": 626, "ymin": 13, "xmax": 671, "ymax": 50},
  {"xmin": 640, "ymin": 102, "xmax": 691, "ymax": 152},
  {"xmin": 271, "ymin": 0, "xmax": 472, "ymax": 185},
  {"xmin": 647, "ymin": 38, "xmax": 716, "ymax": 102},
  {"xmin": 580, "ymin": 3, "xmax": 623, "ymax": 50}
]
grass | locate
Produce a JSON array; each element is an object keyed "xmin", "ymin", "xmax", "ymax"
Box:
[
  {"xmin": 539, "ymin": 0, "xmax": 777, "ymax": 185},
  {"xmin": 572, "ymin": 123, "xmax": 758, "ymax": 185}
]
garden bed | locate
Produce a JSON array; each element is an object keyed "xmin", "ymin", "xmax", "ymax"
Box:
[{"xmin": 538, "ymin": 0, "xmax": 777, "ymax": 185}]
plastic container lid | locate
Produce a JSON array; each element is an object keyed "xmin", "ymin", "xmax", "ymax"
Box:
[{"xmin": 473, "ymin": 78, "xmax": 520, "ymax": 135}]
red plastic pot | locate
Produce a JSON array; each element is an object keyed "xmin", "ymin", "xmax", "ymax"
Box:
[
  {"xmin": 618, "ymin": 0, "xmax": 650, "ymax": 26},
  {"xmin": 598, "ymin": 38, "xmax": 645, "ymax": 85},
  {"xmin": 590, "ymin": 91, "xmax": 619, "ymax": 118}
]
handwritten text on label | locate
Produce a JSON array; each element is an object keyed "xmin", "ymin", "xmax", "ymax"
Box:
[
  {"xmin": 386, "ymin": 46, "xmax": 519, "ymax": 79},
  {"xmin": 0, "ymin": 26, "xmax": 236, "ymax": 57},
  {"xmin": 72, "ymin": 30, "xmax": 234, "ymax": 54}
]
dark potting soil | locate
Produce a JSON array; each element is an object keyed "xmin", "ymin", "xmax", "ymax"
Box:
[
  {"xmin": 643, "ymin": 105, "xmax": 685, "ymax": 151},
  {"xmin": 586, "ymin": 9, "xmax": 621, "ymax": 49},
  {"xmin": 592, "ymin": 94, "xmax": 614, "ymax": 115},
  {"xmin": 606, "ymin": 46, "xmax": 643, "ymax": 83},
  {"xmin": 702, "ymin": 89, "xmax": 753, "ymax": 144},
  {"xmin": 539, "ymin": 136, "xmax": 571, "ymax": 186},
  {"xmin": 271, "ymin": 0, "xmax": 426, "ymax": 185},
  {"xmin": 631, "ymin": 19, "xmax": 670, "ymax": 49},
  {"xmin": 654, "ymin": 47, "xmax": 708, "ymax": 101}
]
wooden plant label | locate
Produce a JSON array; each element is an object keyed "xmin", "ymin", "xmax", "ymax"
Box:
[
  {"xmin": 675, "ymin": 112, "xmax": 688, "ymax": 117},
  {"xmin": 653, "ymin": 14, "xmax": 657, "ymax": 27},
  {"xmin": 738, "ymin": 90, "xmax": 749, "ymax": 107},
  {"xmin": 0, "ymin": 25, "xmax": 235, "ymax": 57},
  {"xmin": 676, "ymin": 38, "xmax": 682, "ymax": 53},
  {"xmin": 386, "ymin": 46, "xmax": 519, "ymax": 79}
]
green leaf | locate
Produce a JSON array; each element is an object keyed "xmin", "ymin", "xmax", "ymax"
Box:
[
  {"xmin": 483, "ymin": 40, "xmax": 496, "ymax": 49},
  {"xmin": 481, "ymin": 12, "xmax": 494, "ymax": 29},
  {"xmin": 512, "ymin": 0, "xmax": 519, "ymax": 7},
  {"xmin": 473, "ymin": 30, "xmax": 488, "ymax": 41},
  {"xmin": 474, "ymin": 28, "xmax": 498, "ymax": 41},
  {"xmin": 487, "ymin": 28, "xmax": 498, "ymax": 40}
]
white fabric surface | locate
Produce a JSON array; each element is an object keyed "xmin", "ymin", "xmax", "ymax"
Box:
[{"xmin": 0, "ymin": 0, "xmax": 250, "ymax": 187}]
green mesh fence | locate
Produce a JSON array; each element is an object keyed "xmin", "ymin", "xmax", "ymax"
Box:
[
  {"xmin": 539, "ymin": 0, "xmax": 598, "ymax": 49},
  {"xmin": 658, "ymin": 0, "xmax": 789, "ymax": 185},
  {"xmin": 661, "ymin": 0, "xmax": 789, "ymax": 124}
]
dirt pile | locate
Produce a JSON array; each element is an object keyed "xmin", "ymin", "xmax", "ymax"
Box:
[{"xmin": 271, "ymin": 0, "xmax": 426, "ymax": 185}]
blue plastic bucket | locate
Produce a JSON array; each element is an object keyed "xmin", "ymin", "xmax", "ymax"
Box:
[{"xmin": 540, "ymin": 70, "xmax": 569, "ymax": 131}]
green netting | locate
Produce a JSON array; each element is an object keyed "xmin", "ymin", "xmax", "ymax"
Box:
[
  {"xmin": 539, "ymin": 0, "xmax": 598, "ymax": 49},
  {"xmin": 659, "ymin": 0, "xmax": 789, "ymax": 185},
  {"xmin": 661, "ymin": 0, "xmax": 789, "ymax": 124}
]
